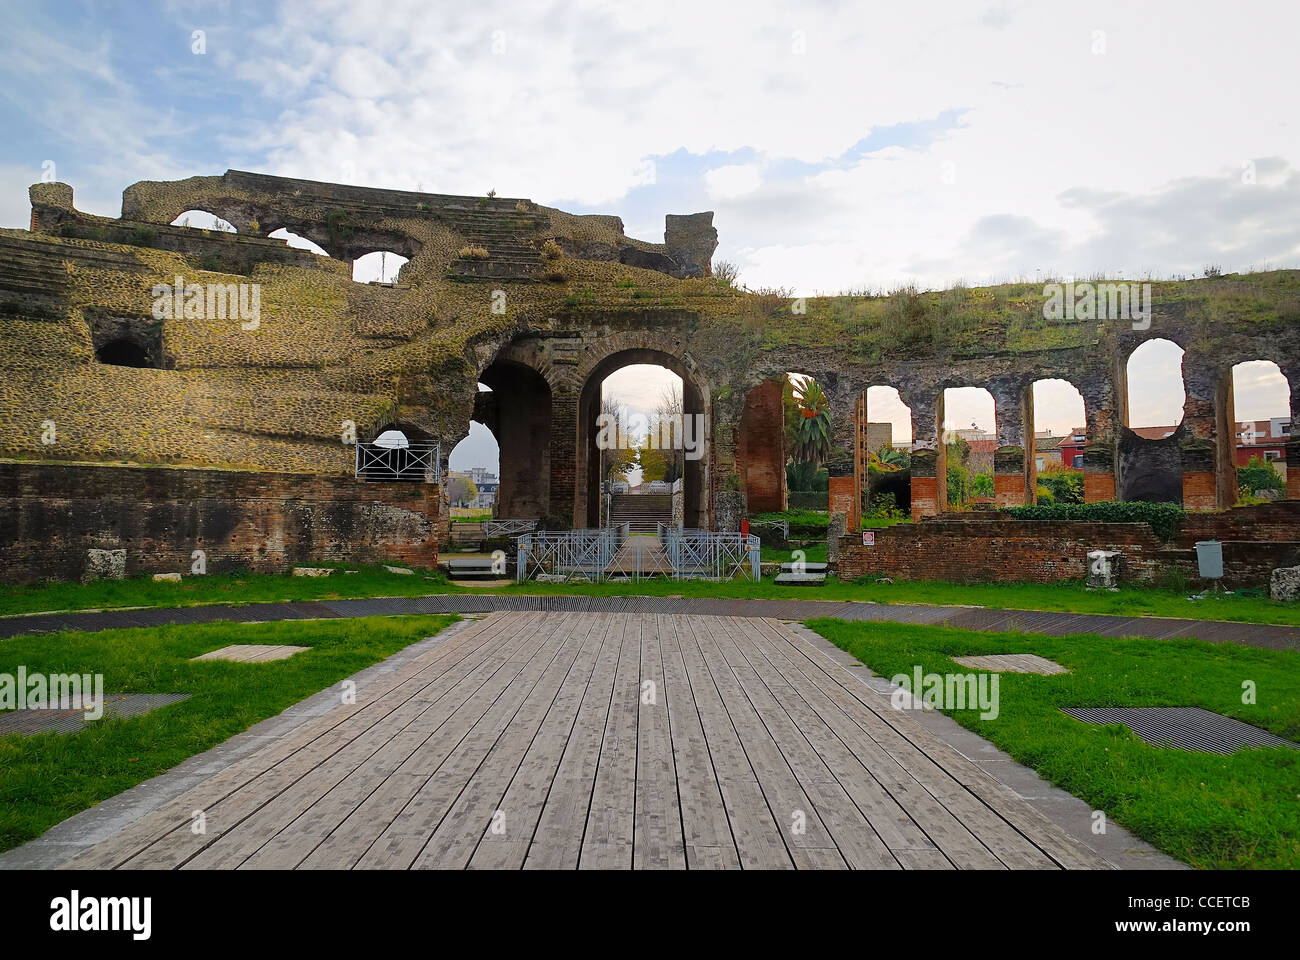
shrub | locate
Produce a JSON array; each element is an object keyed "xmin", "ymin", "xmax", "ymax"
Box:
[
  {"xmin": 457, "ymin": 245, "xmax": 490, "ymax": 260},
  {"xmin": 1238, "ymin": 454, "xmax": 1284, "ymax": 494},
  {"xmin": 1002, "ymin": 501, "xmax": 1185, "ymax": 541},
  {"xmin": 865, "ymin": 493, "xmax": 903, "ymax": 520},
  {"xmin": 1037, "ymin": 469, "xmax": 1084, "ymax": 504},
  {"xmin": 541, "ymin": 239, "xmax": 563, "ymax": 260}
]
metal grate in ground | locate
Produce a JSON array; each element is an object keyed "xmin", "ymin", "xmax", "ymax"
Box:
[
  {"xmin": 0, "ymin": 693, "xmax": 191, "ymax": 735},
  {"xmin": 1060, "ymin": 706, "xmax": 1300, "ymax": 754}
]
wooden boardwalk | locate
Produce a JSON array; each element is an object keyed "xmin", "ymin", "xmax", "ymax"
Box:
[{"xmin": 63, "ymin": 612, "xmax": 1109, "ymax": 870}]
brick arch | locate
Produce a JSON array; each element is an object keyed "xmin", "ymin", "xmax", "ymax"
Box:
[{"xmin": 573, "ymin": 342, "xmax": 712, "ymax": 529}]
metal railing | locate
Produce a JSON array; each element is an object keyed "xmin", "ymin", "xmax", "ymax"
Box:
[
  {"xmin": 516, "ymin": 524, "xmax": 630, "ymax": 583},
  {"xmin": 484, "ymin": 518, "xmax": 537, "ymax": 538},
  {"xmin": 748, "ymin": 518, "xmax": 789, "ymax": 540},
  {"xmin": 658, "ymin": 524, "xmax": 761, "ymax": 581},
  {"xmin": 354, "ymin": 441, "xmax": 441, "ymax": 483}
]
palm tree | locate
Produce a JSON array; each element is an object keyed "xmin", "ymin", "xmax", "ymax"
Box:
[{"xmin": 792, "ymin": 377, "xmax": 831, "ymax": 465}]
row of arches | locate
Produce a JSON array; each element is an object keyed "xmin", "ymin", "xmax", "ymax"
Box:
[{"xmin": 168, "ymin": 210, "xmax": 408, "ymax": 283}]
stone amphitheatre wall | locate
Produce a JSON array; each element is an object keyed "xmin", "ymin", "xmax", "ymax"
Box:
[{"xmin": 2, "ymin": 169, "xmax": 1300, "ymax": 583}]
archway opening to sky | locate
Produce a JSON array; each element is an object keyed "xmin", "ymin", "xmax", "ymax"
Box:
[
  {"xmin": 1126, "ymin": 339, "xmax": 1185, "ymax": 432},
  {"xmin": 268, "ymin": 228, "xmax": 329, "ymax": 256},
  {"xmin": 170, "ymin": 210, "xmax": 235, "ymax": 232},
  {"xmin": 864, "ymin": 385, "xmax": 912, "ymax": 519},
  {"xmin": 1231, "ymin": 359, "xmax": 1291, "ymax": 497},
  {"xmin": 941, "ymin": 386, "xmax": 996, "ymax": 508},
  {"xmin": 352, "ymin": 250, "xmax": 409, "ymax": 284}
]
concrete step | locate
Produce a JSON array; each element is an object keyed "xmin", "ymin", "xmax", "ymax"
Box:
[
  {"xmin": 779, "ymin": 561, "xmax": 828, "ymax": 573},
  {"xmin": 773, "ymin": 572, "xmax": 827, "ymax": 586}
]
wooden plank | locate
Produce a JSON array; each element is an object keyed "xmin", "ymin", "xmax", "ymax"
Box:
[
  {"xmin": 632, "ymin": 614, "xmax": 685, "ymax": 869},
  {"xmin": 468, "ymin": 614, "xmax": 613, "ymax": 869},
  {"xmin": 657, "ymin": 614, "xmax": 739, "ymax": 866},
  {"xmin": 75, "ymin": 613, "xmax": 510, "ymax": 870},
  {"xmin": 577, "ymin": 613, "xmax": 642, "ymax": 867},
  {"xmin": 412, "ymin": 613, "xmax": 607, "ymax": 868},
  {"xmin": 753, "ymin": 619, "xmax": 1074, "ymax": 869},
  {"xmin": 690, "ymin": 617, "xmax": 838, "ymax": 854},
  {"xmin": 522, "ymin": 614, "xmax": 629, "ymax": 869},
  {"xmin": 123, "ymin": 612, "xmax": 537, "ymax": 869},
  {"xmin": 674, "ymin": 616, "xmax": 790, "ymax": 869},
  {"xmin": 352, "ymin": 611, "xmax": 577, "ymax": 868}
]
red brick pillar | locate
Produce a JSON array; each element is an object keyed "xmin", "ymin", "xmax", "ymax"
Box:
[
  {"xmin": 824, "ymin": 379, "xmax": 863, "ymax": 529},
  {"xmin": 1080, "ymin": 368, "xmax": 1119, "ymax": 502},
  {"xmin": 991, "ymin": 377, "xmax": 1033, "ymax": 507},
  {"xmin": 910, "ymin": 391, "xmax": 942, "ymax": 520},
  {"xmin": 736, "ymin": 379, "xmax": 787, "ymax": 513},
  {"xmin": 1180, "ymin": 357, "xmax": 1233, "ymax": 511}
]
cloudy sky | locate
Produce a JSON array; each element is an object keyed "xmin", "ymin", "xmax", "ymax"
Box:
[{"xmin": 2, "ymin": 0, "xmax": 1295, "ymax": 471}]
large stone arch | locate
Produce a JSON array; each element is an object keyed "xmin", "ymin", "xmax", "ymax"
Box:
[{"xmin": 571, "ymin": 337, "xmax": 712, "ymax": 529}]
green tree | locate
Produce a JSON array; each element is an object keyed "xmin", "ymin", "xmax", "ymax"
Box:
[
  {"xmin": 971, "ymin": 471, "xmax": 994, "ymax": 499},
  {"xmin": 792, "ymin": 377, "xmax": 831, "ymax": 465},
  {"xmin": 448, "ymin": 476, "xmax": 478, "ymax": 505},
  {"xmin": 637, "ymin": 441, "xmax": 669, "ymax": 483}
]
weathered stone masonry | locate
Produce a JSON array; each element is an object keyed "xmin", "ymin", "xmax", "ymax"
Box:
[{"xmin": 2, "ymin": 169, "xmax": 1299, "ymax": 582}]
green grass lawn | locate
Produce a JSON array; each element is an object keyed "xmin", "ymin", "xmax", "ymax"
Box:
[
  {"xmin": 0, "ymin": 613, "xmax": 457, "ymax": 854},
  {"xmin": 806, "ymin": 618, "xmax": 1300, "ymax": 869},
  {"xmin": 760, "ymin": 543, "xmax": 828, "ymax": 564},
  {"xmin": 5, "ymin": 564, "xmax": 1300, "ymax": 628}
]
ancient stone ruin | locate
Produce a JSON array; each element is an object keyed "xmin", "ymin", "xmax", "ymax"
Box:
[{"xmin": 2, "ymin": 169, "xmax": 1299, "ymax": 582}]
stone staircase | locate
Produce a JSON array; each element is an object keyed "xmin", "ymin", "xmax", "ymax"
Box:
[
  {"xmin": 0, "ymin": 232, "xmax": 147, "ymax": 320},
  {"xmin": 609, "ymin": 493, "xmax": 672, "ymax": 533},
  {"xmin": 773, "ymin": 561, "xmax": 828, "ymax": 586},
  {"xmin": 220, "ymin": 171, "xmax": 549, "ymax": 282}
]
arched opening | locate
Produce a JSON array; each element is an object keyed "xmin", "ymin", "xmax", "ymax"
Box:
[
  {"xmin": 1031, "ymin": 378, "xmax": 1087, "ymax": 504},
  {"xmin": 95, "ymin": 337, "xmax": 151, "ymax": 368},
  {"xmin": 941, "ymin": 386, "xmax": 996, "ymax": 509},
  {"xmin": 1125, "ymin": 338, "xmax": 1185, "ymax": 431},
  {"xmin": 1231, "ymin": 360, "xmax": 1291, "ymax": 501},
  {"xmin": 578, "ymin": 351, "xmax": 708, "ymax": 529},
  {"xmin": 477, "ymin": 362, "xmax": 551, "ymax": 519},
  {"xmin": 269, "ymin": 228, "xmax": 329, "ymax": 257},
  {"xmin": 170, "ymin": 211, "xmax": 236, "ymax": 232},
  {"xmin": 352, "ymin": 250, "xmax": 409, "ymax": 284},
  {"xmin": 1120, "ymin": 339, "xmax": 1186, "ymax": 503},
  {"xmin": 448, "ymin": 389, "xmax": 501, "ymax": 518},
  {"xmin": 863, "ymin": 385, "xmax": 912, "ymax": 520}
]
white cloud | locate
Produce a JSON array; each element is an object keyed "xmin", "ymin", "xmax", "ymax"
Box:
[{"xmin": 705, "ymin": 164, "xmax": 761, "ymax": 200}]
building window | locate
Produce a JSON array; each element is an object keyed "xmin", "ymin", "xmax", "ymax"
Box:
[
  {"xmin": 1072, "ymin": 455, "xmax": 1083, "ymax": 468},
  {"xmin": 1265, "ymin": 450, "xmax": 1282, "ymax": 461}
]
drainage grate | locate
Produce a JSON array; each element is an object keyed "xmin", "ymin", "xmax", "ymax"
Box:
[
  {"xmin": 1061, "ymin": 706, "xmax": 1300, "ymax": 754},
  {"xmin": 0, "ymin": 693, "xmax": 191, "ymax": 736}
]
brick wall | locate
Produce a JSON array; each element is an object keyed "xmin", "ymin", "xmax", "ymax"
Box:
[
  {"xmin": 737, "ymin": 379, "xmax": 786, "ymax": 513},
  {"xmin": 837, "ymin": 501, "xmax": 1300, "ymax": 587},
  {"xmin": 0, "ymin": 462, "xmax": 439, "ymax": 583}
]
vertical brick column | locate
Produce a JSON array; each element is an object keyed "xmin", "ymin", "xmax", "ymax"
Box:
[
  {"xmin": 711, "ymin": 392, "xmax": 745, "ymax": 529},
  {"xmin": 909, "ymin": 391, "xmax": 943, "ymax": 520},
  {"xmin": 736, "ymin": 379, "xmax": 787, "ymax": 513},
  {"xmin": 548, "ymin": 385, "xmax": 579, "ymax": 524},
  {"xmin": 1287, "ymin": 372, "xmax": 1300, "ymax": 499},
  {"xmin": 1180, "ymin": 357, "xmax": 1233, "ymax": 511},
  {"xmin": 823, "ymin": 377, "xmax": 863, "ymax": 529},
  {"xmin": 990, "ymin": 377, "xmax": 1033, "ymax": 507},
  {"xmin": 1079, "ymin": 368, "xmax": 1119, "ymax": 502}
]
